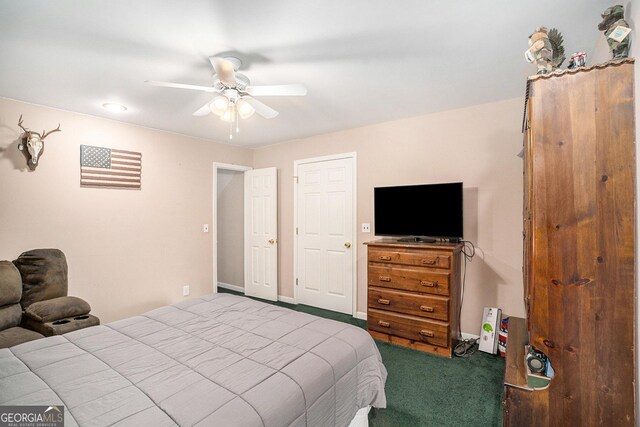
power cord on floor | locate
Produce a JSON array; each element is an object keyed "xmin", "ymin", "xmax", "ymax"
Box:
[
  {"xmin": 454, "ymin": 337, "xmax": 478, "ymax": 357},
  {"xmin": 454, "ymin": 240, "xmax": 476, "ymax": 358}
]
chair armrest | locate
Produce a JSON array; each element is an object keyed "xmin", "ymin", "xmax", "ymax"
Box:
[{"xmin": 24, "ymin": 296, "xmax": 91, "ymax": 323}]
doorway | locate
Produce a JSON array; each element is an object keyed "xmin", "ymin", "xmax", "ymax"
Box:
[
  {"xmin": 214, "ymin": 163, "xmax": 250, "ymax": 294},
  {"xmin": 213, "ymin": 163, "xmax": 279, "ymax": 302},
  {"xmin": 294, "ymin": 153, "xmax": 357, "ymax": 315}
]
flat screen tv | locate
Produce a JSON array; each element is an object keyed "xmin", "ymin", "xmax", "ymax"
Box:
[{"xmin": 374, "ymin": 182, "xmax": 463, "ymax": 241}]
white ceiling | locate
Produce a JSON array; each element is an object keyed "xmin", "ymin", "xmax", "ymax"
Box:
[{"xmin": 0, "ymin": 0, "xmax": 612, "ymax": 147}]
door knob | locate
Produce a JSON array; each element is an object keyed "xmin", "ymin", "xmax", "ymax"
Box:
[
  {"xmin": 268, "ymin": 239, "xmax": 277, "ymax": 244},
  {"xmin": 344, "ymin": 242, "xmax": 352, "ymax": 248}
]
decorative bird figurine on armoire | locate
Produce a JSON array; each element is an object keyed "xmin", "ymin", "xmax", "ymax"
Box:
[{"xmin": 525, "ymin": 27, "xmax": 565, "ymax": 74}]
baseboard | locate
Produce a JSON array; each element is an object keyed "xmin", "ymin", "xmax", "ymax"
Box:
[
  {"xmin": 355, "ymin": 311, "xmax": 367, "ymax": 321},
  {"xmin": 218, "ymin": 282, "xmax": 297, "ymax": 304},
  {"xmin": 278, "ymin": 295, "xmax": 297, "ymax": 304},
  {"xmin": 461, "ymin": 332, "xmax": 480, "ymax": 341},
  {"xmin": 217, "ymin": 282, "xmax": 244, "ymax": 293}
]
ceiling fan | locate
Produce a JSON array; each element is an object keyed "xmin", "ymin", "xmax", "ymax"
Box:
[{"xmin": 146, "ymin": 56, "xmax": 307, "ymax": 139}]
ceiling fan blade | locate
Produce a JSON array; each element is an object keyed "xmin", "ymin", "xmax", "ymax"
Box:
[
  {"xmin": 192, "ymin": 101, "xmax": 212, "ymax": 116},
  {"xmin": 145, "ymin": 80, "xmax": 217, "ymax": 92},
  {"xmin": 243, "ymin": 96, "xmax": 279, "ymax": 119},
  {"xmin": 245, "ymin": 84, "xmax": 307, "ymax": 97},
  {"xmin": 210, "ymin": 57, "xmax": 237, "ymax": 87}
]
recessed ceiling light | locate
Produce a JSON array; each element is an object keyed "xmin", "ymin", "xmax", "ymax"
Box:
[{"xmin": 102, "ymin": 102, "xmax": 127, "ymax": 113}]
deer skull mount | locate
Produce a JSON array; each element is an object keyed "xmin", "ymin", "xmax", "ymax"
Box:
[{"xmin": 17, "ymin": 115, "xmax": 61, "ymax": 170}]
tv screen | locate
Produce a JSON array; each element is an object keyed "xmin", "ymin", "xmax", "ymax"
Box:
[{"xmin": 374, "ymin": 182, "xmax": 463, "ymax": 239}]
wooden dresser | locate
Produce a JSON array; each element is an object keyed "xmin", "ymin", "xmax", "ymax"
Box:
[{"xmin": 365, "ymin": 240, "xmax": 462, "ymax": 358}]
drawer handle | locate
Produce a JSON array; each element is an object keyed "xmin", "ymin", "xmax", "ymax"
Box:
[
  {"xmin": 377, "ymin": 298, "xmax": 390, "ymax": 305},
  {"xmin": 422, "ymin": 258, "xmax": 437, "ymax": 265},
  {"xmin": 378, "ymin": 320, "xmax": 390, "ymax": 328},
  {"xmin": 379, "ymin": 276, "xmax": 391, "ymax": 282},
  {"xmin": 420, "ymin": 305, "xmax": 434, "ymax": 312},
  {"xmin": 419, "ymin": 330, "xmax": 434, "ymax": 337},
  {"xmin": 379, "ymin": 255, "xmax": 392, "ymax": 261},
  {"xmin": 420, "ymin": 280, "xmax": 438, "ymax": 287}
]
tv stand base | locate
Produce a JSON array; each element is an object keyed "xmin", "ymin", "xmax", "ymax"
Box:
[{"xmin": 397, "ymin": 236, "xmax": 437, "ymax": 243}]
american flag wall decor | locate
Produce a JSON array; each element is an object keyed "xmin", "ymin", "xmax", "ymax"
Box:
[{"xmin": 80, "ymin": 145, "xmax": 142, "ymax": 189}]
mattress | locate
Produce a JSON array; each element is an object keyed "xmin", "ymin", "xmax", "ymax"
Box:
[{"xmin": 0, "ymin": 293, "xmax": 387, "ymax": 426}]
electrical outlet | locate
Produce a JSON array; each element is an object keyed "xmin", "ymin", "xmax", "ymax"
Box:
[
  {"xmin": 361, "ymin": 223, "xmax": 371, "ymax": 233},
  {"xmin": 203, "ymin": 224, "xmax": 209, "ymax": 233},
  {"xmin": 183, "ymin": 285, "xmax": 190, "ymax": 297}
]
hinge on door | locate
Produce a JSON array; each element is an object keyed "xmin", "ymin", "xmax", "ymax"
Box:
[
  {"xmin": 296, "ymin": 227, "xmax": 298, "ymax": 235},
  {"xmin": 293, "ymin": 176, "xmax": 298, "ymax": 183},
  {"xmin": 296, "ymin": 278, "xmax": 298, "ymax": 286}
]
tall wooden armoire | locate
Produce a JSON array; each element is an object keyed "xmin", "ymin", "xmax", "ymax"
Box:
[{"xmin": 503, "ymin": 59, "xmax": 636, "ymax": 425}]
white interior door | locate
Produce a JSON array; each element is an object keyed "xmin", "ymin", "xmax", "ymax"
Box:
[
  {"xmin": 296, "ymin": 157, "xmax": 354, "ymax": 314},
  {"xmin": 244, "ymin": 167, "xmax": 278, "ymax": 301}
]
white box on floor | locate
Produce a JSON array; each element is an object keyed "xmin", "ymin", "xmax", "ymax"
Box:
[{"xmin": 479, "ymin": 307, "xmax": 501, "ymax": 354}]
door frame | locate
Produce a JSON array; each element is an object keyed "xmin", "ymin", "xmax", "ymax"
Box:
[
  {"xmin": 293, "ymin": 152, "xmax": 358, "ymax": 316},
  {"xmin": 212, "ymin": 162, "xmax": 252, "ymax": 294}
]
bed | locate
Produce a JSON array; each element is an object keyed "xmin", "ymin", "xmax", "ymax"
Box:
[{"xmin": 0, "ymin": 292, "xmax": 387, "ymax": 426}]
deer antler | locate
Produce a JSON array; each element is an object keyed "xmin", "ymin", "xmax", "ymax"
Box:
[
  {"xmin": 17, "ymin": 114, "xmax": 30, "ymax": 134},
  {"xmin": 40, "ymin": 124, "xmax": 61, "ymax": 140}
]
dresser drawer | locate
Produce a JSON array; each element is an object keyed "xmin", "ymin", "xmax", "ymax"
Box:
[
  {"xmin": 367, "ymin": 309, "xmax": 449, "ymax": 347},
  {"xmin": 368, "ymin": 264, "xmax": 450, "ymax": 296},
  {"xmin": 368, "ymin": 248, "xmax": 451, "ymax": 269},
  {"xmin": 368, "ymin": 287, "xmax": 449, "ymax": 321}
]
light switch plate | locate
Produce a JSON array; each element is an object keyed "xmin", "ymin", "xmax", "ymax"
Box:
[
  {"xmin": 183, "ymin": 285, "xmax": 190, "ymax": 297},
  {"xmin": 362, "ymin": 223, "xmax": 371, "ymax": 233},
  {"xmin": 203, "ymin": 224, "xmax": 209, "ymax": 233}
]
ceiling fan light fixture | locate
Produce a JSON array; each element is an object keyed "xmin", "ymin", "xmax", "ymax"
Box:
[
  {"xmin": 147, "ymin": 55, "xmax": 307, "ymax": 138},
  {"xmin": 236, "ymin": 98, "xmax": 255, "ymax": 119},
  {"xmin": 220, "ymin": 104, "xmax": 236, "ymax": 123},
  {"xmin": 210, "ymin": 96, "xmax": 228, "ymax": 116}
]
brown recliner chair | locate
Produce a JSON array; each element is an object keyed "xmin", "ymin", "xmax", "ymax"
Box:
[
  {"xmin": 13, "ymin": 249, "xmax": 100, "ymax": 336},
  {"xmin": 0, "ymin": 261, "xmax": 44, "ymax": 348}
]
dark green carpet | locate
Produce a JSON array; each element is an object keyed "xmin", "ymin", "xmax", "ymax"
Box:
[{"xmin": 218, "ymin": 288, "xmax": 504, "ymax": 426}]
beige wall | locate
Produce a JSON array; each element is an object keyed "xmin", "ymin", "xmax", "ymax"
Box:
[
  {"xmin": 253, "ymin": 98, "xmax": 525, "ymax": 334},
  {"xmin": 0, "ymin": 95, "xmax": 526, "ymax": 334},
  {"xmin": 0, "ymin": 97, "xmax": 252, "ymax": 323},
  {"xmin": 216, "ymin": 169, "xmax": 244, "ymax": 288}
]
